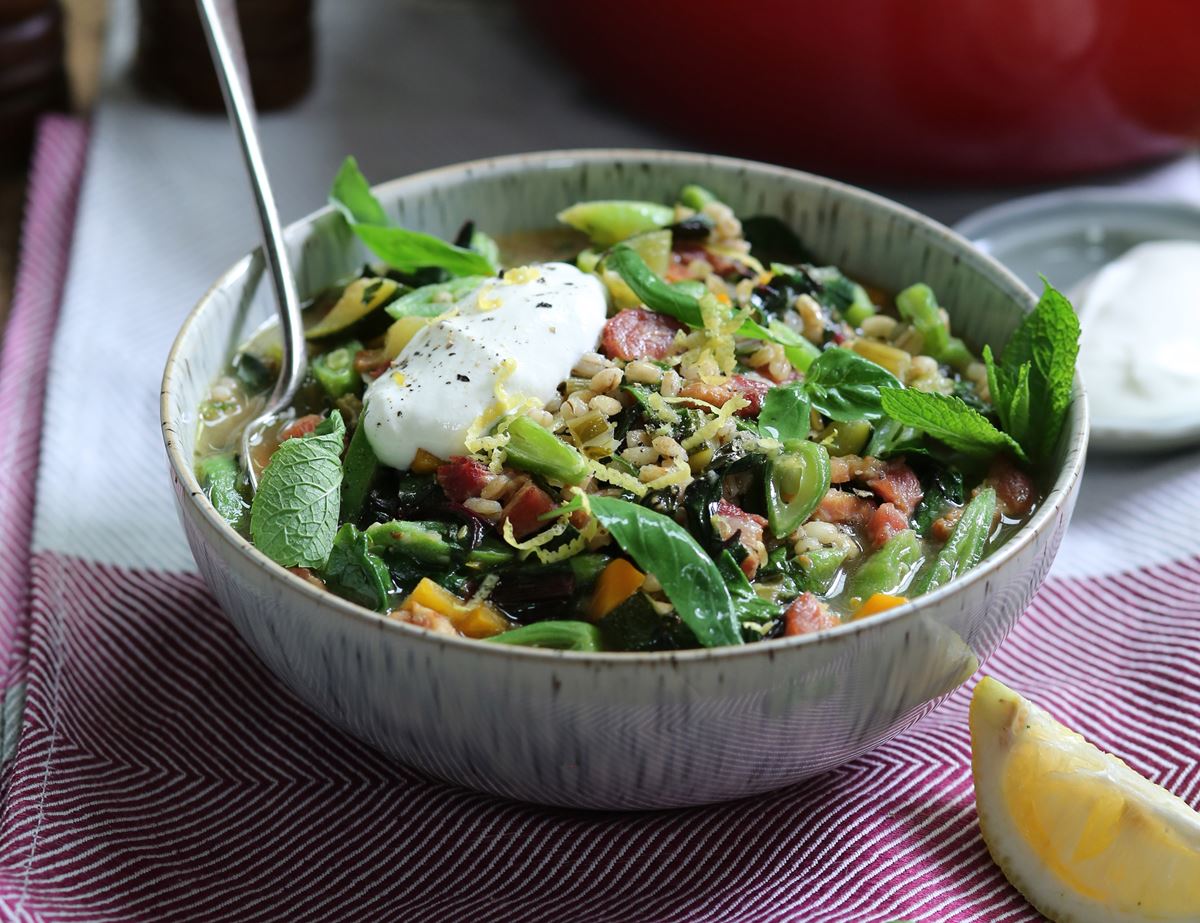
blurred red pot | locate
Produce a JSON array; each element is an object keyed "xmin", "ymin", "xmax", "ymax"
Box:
[{"xmin": 521, "ymin": 0, "xmax": 1200, "ymax": 184}]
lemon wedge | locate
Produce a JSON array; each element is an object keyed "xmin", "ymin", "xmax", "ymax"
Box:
[{"xmin": 971, "ymin": 676, "xmax": 1200, "ymax": 922}]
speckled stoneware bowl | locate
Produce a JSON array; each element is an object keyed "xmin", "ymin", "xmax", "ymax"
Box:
[{"xmin": 161, "ymin": 150, "xmax": 1088, "ymax": 810}]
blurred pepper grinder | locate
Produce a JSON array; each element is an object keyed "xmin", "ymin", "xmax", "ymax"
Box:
[
  {"xmin": 0, "ymin": 0, "xmax": 69, "ymax": 169},
  {"xmin": 135, "ymin": 0, "xmax": 314, "ymax": 111}
]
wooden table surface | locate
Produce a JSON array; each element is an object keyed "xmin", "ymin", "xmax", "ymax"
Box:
[{"xmin": 0, "ymin": 0, "xmax": 106, "ymax": 339}]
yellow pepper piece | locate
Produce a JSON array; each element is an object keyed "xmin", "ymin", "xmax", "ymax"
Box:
[
  {"xmin": 589, "ymin": 559, "xmax": 645, "ymax": 621},
  {"xmin": 383, "ymin": 315, "xmax": 431, "ymax": 359},
  {"xmin": 410, "ymin": 448, "xmax": 442, "ymax": 475},
  {"xmin": 852, "ymin": 592, "xmax": 908, "ymax": 620},
  {"xmin": 406, "ymin": 578, "xmax": 508, "ymax": 639},
  {"xmin": 305, "ymin": 277, "xmax": 400, "ymax": 339}
]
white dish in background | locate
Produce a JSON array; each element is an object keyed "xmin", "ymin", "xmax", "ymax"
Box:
[{"xmin": 956, "ymin": 189, "xmax": 1200, "ymax": 454}]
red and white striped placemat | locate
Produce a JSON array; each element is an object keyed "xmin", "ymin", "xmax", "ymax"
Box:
[{"xmin": 1, "ymin": 114, "xmax": 1199, "ymax": 922}]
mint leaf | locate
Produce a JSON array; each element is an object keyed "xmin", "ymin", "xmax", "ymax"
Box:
[
  {"xmin": 1028, "ymin": 280, "xmax": 1079, "ymax": 461},
  {"xmin": 803, "ymin": 348, "xmax": 901, "ymax": 422},
  {"xmin": 993, "ymin": 279, "xmax": 1079, "ymax": 462},
  {"xmin": 322, "ymin": 523, "xmax": 392, "ymax": 610},
  {"xmin": 250, "ymin": 411, "xmax": 346, "ymax": 568},
  {"xmin": 329, "ymin": 156, "xmax": 389, "ymax": 227},
  {"xmin": 880, "ymin": 388, "xmax": 1027, "ymax": 461},
  {"xmin": 330, "ymin": 158, "xmax": 496, "ymax": 278}
]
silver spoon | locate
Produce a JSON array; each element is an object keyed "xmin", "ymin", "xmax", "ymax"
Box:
[{"xmin": 196, "ymin": 0, "xmax": 306, "ymax": 492}]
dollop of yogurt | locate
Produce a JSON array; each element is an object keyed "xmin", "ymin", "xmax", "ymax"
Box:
[
  {"xmin": 363, "ymin": 262, "xmax": 607, "ymax": 469},
  {"xmin": 1078, "ymin": 240, "xmax": 1200, "ymax": 421}
]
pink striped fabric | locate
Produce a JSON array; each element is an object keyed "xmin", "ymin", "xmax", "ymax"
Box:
[
  {"xmin": 0, "ymin": 117, "xmax": 88, "ymax": 752},
  {"xmin": 1, "ymin": 118, "xmax": 1198, "ymax": 922}
]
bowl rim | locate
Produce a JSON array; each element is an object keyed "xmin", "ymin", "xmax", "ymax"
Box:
[{"xmin": 161, "ymin": 147, "xmax": 1090, "ymax": 666}]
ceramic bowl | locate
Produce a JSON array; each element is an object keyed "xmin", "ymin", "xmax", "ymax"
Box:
[{"xmin": 161, "ymin": 150, "xmax": 1088, "ymax": 810}]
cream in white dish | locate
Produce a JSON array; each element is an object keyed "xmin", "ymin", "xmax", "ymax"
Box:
[
  {"xmin": 362, "ymin": 262, "xmax": 607, "ymax": 469},
  {"xmin": 1078, "ymin": 240, "xmax": 1200, "ymax": 422}
]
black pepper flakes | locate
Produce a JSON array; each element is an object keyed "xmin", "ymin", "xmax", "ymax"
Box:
[{"xmin": 457, "ymin": 374, "xmax": 470, "ymax": 382}]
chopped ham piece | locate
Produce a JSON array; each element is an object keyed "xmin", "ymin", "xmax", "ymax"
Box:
[
  {"xmin": 601, "ymin": 308, "xmax": 683, "ymax": 360},
  {"xmin": 436, "ymin": 456, "xmax": 492, "ymax": 503},
  {"xmin": 712, "ymin": 499, "xmax": 768, "ymax": 578},
  {"xmin": 867, "ymin": 502, "xmax": 909, "ymax": 549},
  {"xmin": 813, "ymin": 488, "xmax": 876, "ymax": 529},
  {"xmin": 984, "ymin": 457, "xmax": 1036, "ymax": 518},
  {"xmin": 866, "ymin": 460, "xmax": 924, "ymax": 515},
  {"xmin": 500, "ymin": 482, "xmax": 556, "ymax": 539},
  {"xmin": 785, "ymin": 592, "xmax": 840, "ymax": 636}
]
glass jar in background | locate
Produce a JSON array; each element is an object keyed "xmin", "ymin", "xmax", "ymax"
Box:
[
  {"xmin": 135, "ymin": 0, "xmax": 314, "ymax": 111},
  {"xmin": 0, "ymin": 0, "xmax": 69, "ymax": 168}
]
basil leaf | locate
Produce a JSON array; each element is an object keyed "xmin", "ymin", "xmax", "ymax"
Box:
[
  {"xmin": 350, "ymin": 224, "xmax": 496, "ymax": 278},
  {"xmin": 588, "ymin": 496, "xmax": 742, "ymax": 648},
  {"xmin": 385, "ymin": 276, "xmax": 490, "ymax": 319},
  {"xmin": 250, "ymin": 411, "xmax": 346, "ymax": 568},
  {"xmin": 330, "ymin": 157, "xmax": 497, "ymax": 278},
  {"xmin": 717, "ymin": 551, "xmax": 783, "ymax": 628},
  {"xmin": 803, "ymin": 348, "xmax": 901, "ymax": 422},
  {"xmin": 880, "ymin": 388, "xmax": 1027, "ymax": 461},
  {"xmin": 329, "ymin": 156, "xmax": 389, "ymax": 227},
  {"xmin": 758, "ymin": 382, "xmax": 811, "ymax": 441},
  {"xmin": 322, "ymin": 523, "xmax": 392, "ymax": 610}
]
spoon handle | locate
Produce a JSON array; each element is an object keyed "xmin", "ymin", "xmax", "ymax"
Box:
[{"xmin": 195, "ymin": 0, "xmax": 306, "ymax": 414}]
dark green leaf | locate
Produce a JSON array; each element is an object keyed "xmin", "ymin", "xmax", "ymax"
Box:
[
  {"xmin": 350, "ymin": 223, "xmax": 496, "ymax": 278},
  {"xmin": 588, "ymin": 496, "xmax": 743, "ymax": 648},
  {"xmin": 717, "ymin": 551, "xmax": 783, "ymax": 629},
  {"xmin": 250, "ymin": 411, "xmax": 346, "ymax": 568},
  {"xmin": 322, "ymin": 523, "xmax": 392, "ymax": 610},
  {"xmin": 880, "ymin": 389, "xmax": 1026, "ymax": 461},
  {"xmin": 803, "ymin": 348, "xmax": 901, "ymax": 422},
  {"xmin": 330, "ymin": 157, "xmax": 496, "ymax": 277},
  {"xmin": 607, "ymin": 245, "xmax": 704, "ymax": 326},
  {"xmin": 329, "ymin": 156, "xmax": 389, "ymax": 227},
  {"xmin": 758, "ymin": 382, "xmax": 811, "ymax": 442}
]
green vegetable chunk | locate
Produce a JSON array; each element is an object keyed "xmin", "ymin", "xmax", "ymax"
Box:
[
  {"xmin": 797, "ymin": 546, "xmax": 848, "ymax": 595},
  {"xmin": 312, "ymin": 340, "xmax": 363, "ymax": 399},
  {"xmin": 803, "ymin": 348, "xmax": 901, "ymax": 422},
  {"xmin": 896, "ymin": 283, "xmax": 949, "ymax": 358},
  {"xmin": 330, "ymin": 156, "xmax": 495, "ymax": 277},
  {"xmin": 557, "ymin": 200, "xmax": 674, "ymax": 247},
  {"xmin": 845, "ymin": 529, "xmax": 923, "ymax": 602},
  {"xmin": 597, "ymin": 592, "xmax": 696, "ymax": 652},
  {"xmin": 485, "ymin": 621, "xmax": 602, "ymax": 652},
  {"xmin": 879, "ymin": 388, "xmax": 1026, "ymax": 461},
  {"xmin": 366, "ymin": 520, "xmax": 454, "ymax": 565},
  {"xmin": 385, "ymin": 276, "xmax": 489, "ymax": 319},
  {"xmin": 196, "ymin": 453, "xmax": 247, "ymax": 531},
  {"xmin": 340, "ymin": 411, "xmax": 378, "ymax": 523},
  {"xmin": 322, "ymin": 523, "xmax": 392, "ymax": 610},
  {"xmin": 504, "ymin": 415, "xmax": 590, "ymax": 485},
  {"xmin": 469, "ymin": 228, "xmax": 500, "ymax": 268},
  {"xmin": 679, "ymin": 184, "xmax": 718, "ymax": 210},
  {"xmin": 607, "ymin": 244, "xmax": 705, "ymax": 326},
  {"xmin": 588, "ymin": 496, "xmax": 743, "ymax": 648},
  {"xmin": 766, "ymin": 441, "xmax": 831, "ymax": 536},
  {"xmin": 761, "ymin": 320, "xmax": 821, "ymax": 372},
  {"xmin": 250, "ymin": 411, "xmax": 346, "ymax": 568},
  {"xmin": 808, "ymin": 265, "xmax": 876, "ymax": 326},
  {"xmin": 913, "ymin": 487, "xmax": 997, "ymax": 595}
]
